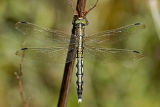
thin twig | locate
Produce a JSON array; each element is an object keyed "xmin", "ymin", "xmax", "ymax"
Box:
[
  {"xmin": 15, "ymin": 41, "xmax": 28, "ymax": 107},
  {"xmin": 85, "ymin": 0, "xmax": 99, "ymax": 16},
  {"xmin": 15, "ymin": 72, "xmax": 27, "ymax": 107}
]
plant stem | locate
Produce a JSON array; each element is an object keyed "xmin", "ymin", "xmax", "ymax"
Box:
[{"xmin": 57, "ymin": 0, "xmax": 87, "ymax": 107}]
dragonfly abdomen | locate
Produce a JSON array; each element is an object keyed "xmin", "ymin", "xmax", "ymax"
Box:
[
  {"xmin": 75, "ymin": 18, "xmax": 86, "ymax": 103},
  {"xmin": 76, "ymin": 36, "xmax": 84, "ymax": 103}
]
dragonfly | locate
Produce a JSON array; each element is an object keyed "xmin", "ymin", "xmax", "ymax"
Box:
[{"xmin": 15, "ymin": 19, "xmax": 144, "ymax": 103}]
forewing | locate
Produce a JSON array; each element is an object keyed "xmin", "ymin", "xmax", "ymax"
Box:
[
  {"xmin": 15, "ymin": 21, "xmax": 72, "ymax": 46},
  {"xmin": 85, "ymin": 23, "xmax": 145, "ymax": 46}
]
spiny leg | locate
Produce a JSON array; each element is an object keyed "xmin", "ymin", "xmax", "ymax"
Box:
[{"xmin": 85, "ymin": 0, "xmax": 99, "ymax": 15}]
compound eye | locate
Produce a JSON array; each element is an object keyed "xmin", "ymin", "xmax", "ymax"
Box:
[
  {"xmin": 76, "ymin": 20, "xmax": 79, "ymax": 24},
  {"xmin": 82, "ymin": 20, "xmax": 86, "ymax": 25}
]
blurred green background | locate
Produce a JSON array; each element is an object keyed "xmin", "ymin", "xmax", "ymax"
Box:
[{"xmin": 0, "ymin": 0, "xmax": 160, "ymax": 107}]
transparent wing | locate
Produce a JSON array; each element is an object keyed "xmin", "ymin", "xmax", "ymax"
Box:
[
  {"xmin": 15, "ymin": 21, "xmax": 144, "ymax": 64},
  {"xmin": 15, "ymin": 21, "xmax": 78, "ymax": 64},
  {"xmin": 15, "ymin": 46, "xmax": 76, "ymax": 64},
  {"xmin": 15, "ymin": 21, "xmax": 72, "ymax": 45},
  {"xmin": 84, "ymin": 46, "xmax": 144, "ymax": 62},
  {"xmin": 85, "ymin": 23, "xmax": 145, "ymax": 46}
]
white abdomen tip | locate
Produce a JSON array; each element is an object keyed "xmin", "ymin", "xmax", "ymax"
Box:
[{"xmin": 78, "ymin": 98, "xmax": 82, "ymax": 103}]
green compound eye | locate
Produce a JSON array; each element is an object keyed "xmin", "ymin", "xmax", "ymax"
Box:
[
  {"xmin": 82, "ymin": 20, "xmax": 87, "ymax": 25},
  {"xmin": 75, "ymin": 20, "xmax": 80, "ymax": 24}
]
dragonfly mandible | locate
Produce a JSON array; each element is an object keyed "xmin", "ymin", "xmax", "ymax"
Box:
[{"xmin": 15, "ymin": 19, "xmax": 144, "ymax": 103}]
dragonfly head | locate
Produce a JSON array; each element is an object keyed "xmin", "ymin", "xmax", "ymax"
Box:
[{"xmin": 74, "ymin": 17, "xmax": 88, "ymax": 26}]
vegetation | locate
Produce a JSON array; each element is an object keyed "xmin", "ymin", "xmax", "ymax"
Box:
[{"xmin": 0, "ymin": 0, "xmax": 159, "ymax": 107}]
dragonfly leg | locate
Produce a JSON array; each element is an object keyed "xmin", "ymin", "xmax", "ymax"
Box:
[{"xmin": 85, "ymin": 0, "xmax": 99, "ymax": 15}]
